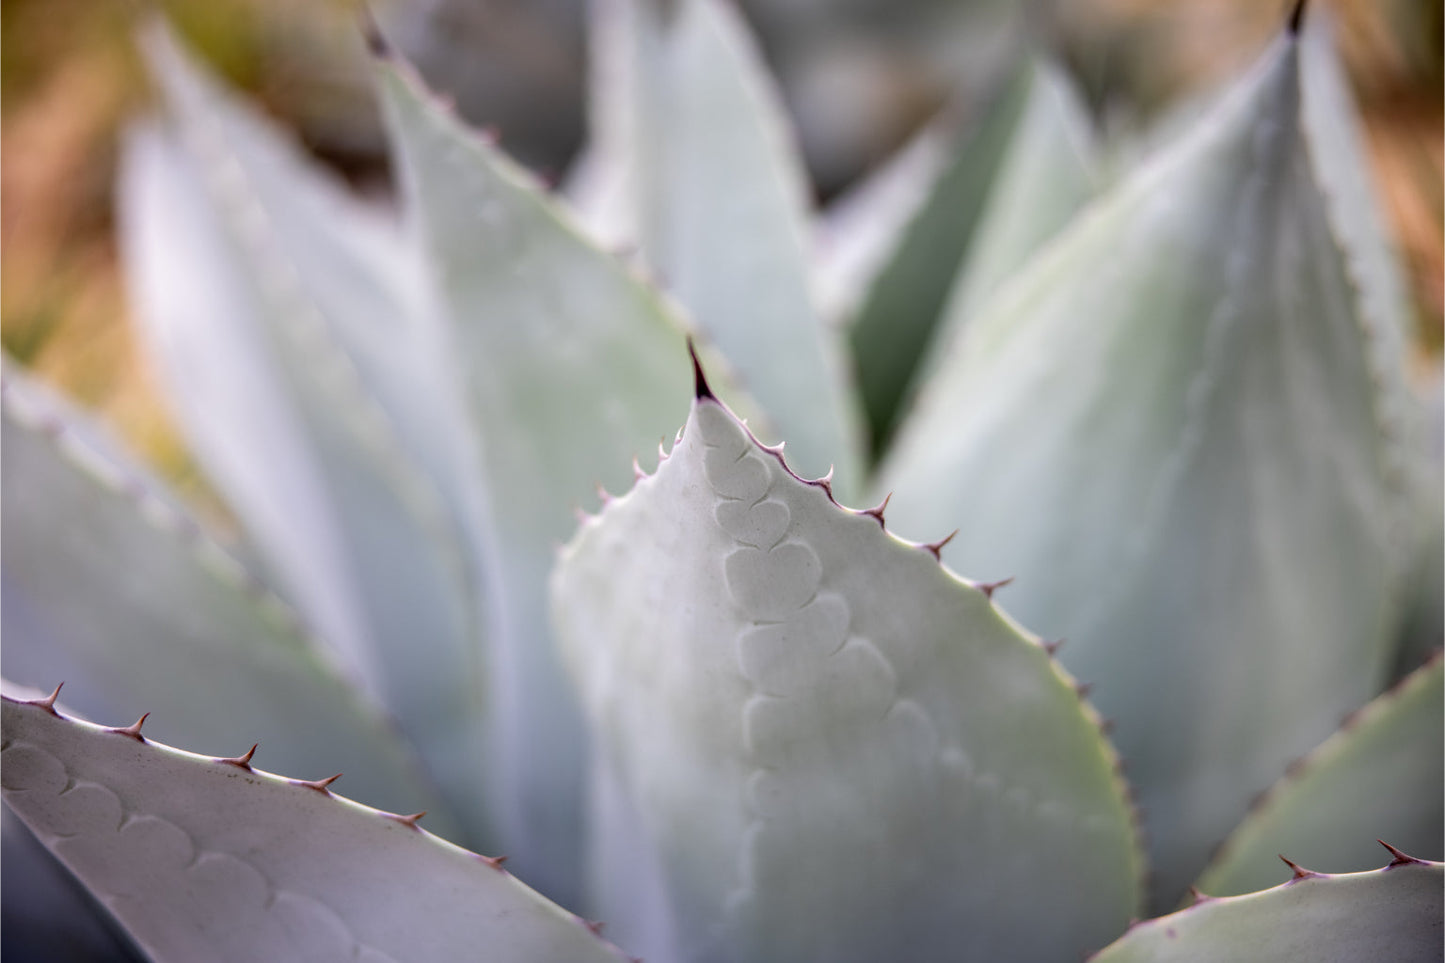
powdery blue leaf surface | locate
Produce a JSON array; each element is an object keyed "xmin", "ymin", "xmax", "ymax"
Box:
[
  {"xmin": 583, "ymin": 0, "xmax": 863, "ymax": 493},
  {"xmin": 0, "ymin": 693, "xmax": 631, "ymax": 963},
  {"xmin": 879, "ymin": 29, "xmax": 1411, "ymax": 904},
  {"xmin": 1, "ymin": 366, "xmax": 448, "ymax": 829},
  {"xmin": 1195, "ymin": 655, "xmax": 1443, "ymax": 897},
  {"xmin": 121, "ymin": 26, "xmax": 493, "ymax": 851},
  {"xmin": 1091, "ymin": 855, "xmax": 1443, "ymax": 963},
  {"xmin": 376, "ymin": 46, "xmax": 767, "ymax": 902},
  {"xmin": 552, "ymin": 388, "xmax": 1142, "ymax": 963}
]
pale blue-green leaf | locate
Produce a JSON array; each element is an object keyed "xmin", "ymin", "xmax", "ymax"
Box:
[
  {"xmin": 932, "ymin": 57, "xmax": 1099, "ymax": 344},
  {"xmin": 552, "ymin": 395, "xmax": 1142, "ymax": 963},
  {"xmin": 813, "ymin": 116, "xmax": 952, "ymax": 328},
  {"xmin": 1, "ymin": 694, "xmax": 631, "ymax": 963},
  {"xmin": 845, "ymin": 62, "xmax": 1029, "ymax": 460},
  {"xmin": 880, "ymin": 33, "xmax": 1409, "ymax": 905},
  {"xmin": 122, "ymin": 26, "xmax": 493, "ymax": 851},
  {"xmin": 3, "ymin": 806, "xmax": 144, "ymax": 962},
  {"xmin": 586, "ymin": 0, "xmax": 863, "ymax": 493},
  {"xmin": 1092, "ymin": 859, "xmax": 1443, "ymax": 963},
  {"xmin": 1195, "ymin": 655, "xmax": 1443, "ymax": 896},
  {"xmin": 376, "ymin": 49, "xmax": 767, "ymax": 902},
  {"xmin": 0, "ymin": 367, "xmax": 448, "ymax": 829}
]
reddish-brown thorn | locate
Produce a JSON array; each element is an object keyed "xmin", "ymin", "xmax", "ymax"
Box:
[
  {"xmin": 581, "ymin": 918, "xmax": 605, "ymax": 936},
  {"xmin": 1043, "ymin": 638, "xmax": 1065, "ymax": 656},
  {"xmin": 297, "ymin": 773, "xmax": 343, "ymax": 793},
  {"xmin": 1378, "ymin": 839, "xmax": 1426, "ymax": 868},
  {"xmin": 360, "ymin": 9, "xmax": 390, "ymax": 56},
  {"xmin": 924, "ymin": 529, "xmax": 958, "ymax": 559},
  {"xmin": 109, "ymin": 713, "xmax": 150, "ymax": 742},
  {"xmin": 387, "ymin": 811, "xmax": 427, "ymax": 829},
  {"xmin": 1278, "ymin": 854, "xmax": 1319, "ymax": 880},
  {"xmin": 1099, "ymin": 718, "xmax": 1116, "ymax": 736},
  {"xmin": 1187, "ymin": 885, "xmax": 1208, "ymax": 904},
  {"xmin": 978, "ymin": 576, "xmax": 1014, "ymax": 600},
  {"xmin": 1288, "ymin": 0, "xmax": 1307, "ymax": 35},
  {"xmin": 31, "ymin": 683, "xmax": 64, "ymax": 714},
  {"xmin": 1075, "ymin": 681, "xmax": 1095, "ymax": 699},
  {"xmin": 480, "ymin": 854, "xmax": 509, "ymax": 871},
  {"xmin": 219, "ymin": 745, "xmax": 258, "ymax": 769},
  {"xmin": 860, "ymin": 492, "xmax": 892, "ymax": 527},
  {"xmin": 688, "ymin": 338, "xmax": 715, "ymax": 400}
]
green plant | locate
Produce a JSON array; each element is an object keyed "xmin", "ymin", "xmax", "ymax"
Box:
[{"xmin": 3, "ymin": 1, "xmax": 1441, "ymax": 960}]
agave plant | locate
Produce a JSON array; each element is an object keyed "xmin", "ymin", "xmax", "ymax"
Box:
[{"xmin": 3, "ymin": 1, "xmax": 1441, "ymax": 960}]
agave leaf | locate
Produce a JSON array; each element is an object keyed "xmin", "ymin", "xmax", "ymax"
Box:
[
  {"xmin": 551, "ymin": 382, "xmax": 1142, "ymax": 962},
  {"xmin": 122, "ymin": 26, "xmax": 494, "ymax": 851},
  {"xmin": 845, "ymin": 62, "xmax": 1029, "ymax": 458},
  {"xmin": 0, "ymin": 693, "xmax": 632, "ymax": 963},
  {"xmin": 851, "ymin": 56, "xmax": 1100, "ymax": 459},
  {"xmin": 1092, "ymin": 854, "xmax": 1443, "ymax": 963},
  {"xmin": 930, "ymin": 58, "xmax": 1099, "ymax": 351},
  {"xmin": 879, "ymin": 28, "xmax": 1409, "ymax": 904},
  {"xmin": 1, "ymin": 366, "xmax": 448, "ymax": 829},
  {"xmin": 812, "ymin": 115, "xmax": 954, "ymax": 329},
  {"xmin": 375, "ymin": 43, "xmax": 769, "ymax": 901},
  {"xmin": 3, "ymin": 806, "xmax": 144, "ymax": 962},
  {"xmin": 1195, "ymin": 655, "xmax": 1443, "ymax": 897},
  {"xmin": 583, "ymin": 0, "xmax": 863, "ymax": 493}
]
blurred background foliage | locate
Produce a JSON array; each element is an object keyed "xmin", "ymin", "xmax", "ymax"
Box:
[{"xmin": 2, "ymin": 0, "xmax": 1440, "ymax": 520}]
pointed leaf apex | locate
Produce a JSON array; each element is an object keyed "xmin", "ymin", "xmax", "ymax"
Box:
[
  {"xmin": 219, "ymin": 744, "xmax": 258, "ymax": 769},
  {"xmin": 109, "ymin": 712, "xmax": 151, "ymax": 742},
  {"xmin": 1288, "ymin": 0, "xmax": 1307, "ymax": 35},
  {"xmin": 978, "ymin": 576, "xmax": 1015, "ymax": 600},
  {"xmin": 296, "ymin": 773, "xmax": 344, "ymax": 793},
  {"xmin": 1378, "ymin": 840, "xmax": 1427, "ymax": 868},
  {"xmin": 1278, "ymin": 854, "xmax": 1320, "ymax": 880},
  {"xmin": 688, "ymin": 338, "xmax": 716, "ymax": 400}
]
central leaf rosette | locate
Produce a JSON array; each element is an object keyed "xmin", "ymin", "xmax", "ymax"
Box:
[{"xmin": 551, "ymin": 386, "xmax": 1142, "ymax": 963}]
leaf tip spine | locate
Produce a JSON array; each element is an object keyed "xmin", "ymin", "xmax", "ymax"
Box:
[
  {"xmin": 360, "ymin": 8, "xmax": 391, "ymax": 57},
  {"xmin": 688, "ymin": 338, "xmax": 716, "ymax": 401},
  {"xmin": 1288, "ymin": 0, "xmax": 1307, "ymax": 35}
]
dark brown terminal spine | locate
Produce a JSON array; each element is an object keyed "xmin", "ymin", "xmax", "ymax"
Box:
[{"xmin": 688, "ymin": 338, "xmax": 716, "ymax": 401}]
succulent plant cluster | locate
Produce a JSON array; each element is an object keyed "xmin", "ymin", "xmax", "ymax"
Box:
[{"xmin": 3, "ymin": 1, "xmax": 1441, "ymax": 961}]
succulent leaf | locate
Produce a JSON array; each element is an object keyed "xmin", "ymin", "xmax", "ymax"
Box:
[
  {"xmin": 581, "ymin": 0, "xmax": 863, "ymax": 493},
  {"xmin": 120, "ymin": 26, "xmax": 494, "ymax": 852},
  {"xmin": 1, "ymin": 365, "xmax": 449, "ymax": 829},
  {"xmin": 1091, "ymin": 854, "xmax": 1444, "ymax": 962},
  {"xmin": 849, "ymin": 57, "xmax": 1099, "ymax": 458},
  {"xmin": 375, "ymin": 44, "xmax": 757, "ymax": 901},
  {"xmin": 552, "ymin": 389, "xmax": 1142, "ymax": 962},
  {"xmin": 1195, "ymin": 654, "xmax": 1443, "ymax": 896},
  {"xmin": 0, "ymin": 693, "xmax": 632, "ymax": 963},
  {"xmin": 879, "ymin": 29, "xmax": 1410, "ymax": 903}
]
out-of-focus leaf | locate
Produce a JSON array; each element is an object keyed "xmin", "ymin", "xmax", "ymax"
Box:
[
  {"xmin": 1091, "ymin": 857, "xmax": 1443, "ymax": 963},
  {"xmin": 1195, "ymin": 655, "xmax": 1443, "ymax": 896},
  {"xmin": 582, "ymin": 0, "xmax": 863, "ymax": 494},
  {"xmin": 376, "ymin": 45, "xmax": 761, "ymax": 903},
  {"xmin": 121, "ymin": 25, "xmax": 494, "ymax": 851},
  {"xmin": 1, "ymin": 365, "xmax": 449, "ymax": 829},
  {"xmin": 880, "ymin": 31, "xmax": 1411, "ymax": 904},
  {"xmin": 846, "ymin": 62, "xmax": 1029, "ymax": 459},
  {"xmin": 1, "ymin": 694, "xmax": 632, "ymax": 963},
  {"xmin": 552, "ymin": 390, "xmax": 1142, "ymax": 963}
]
